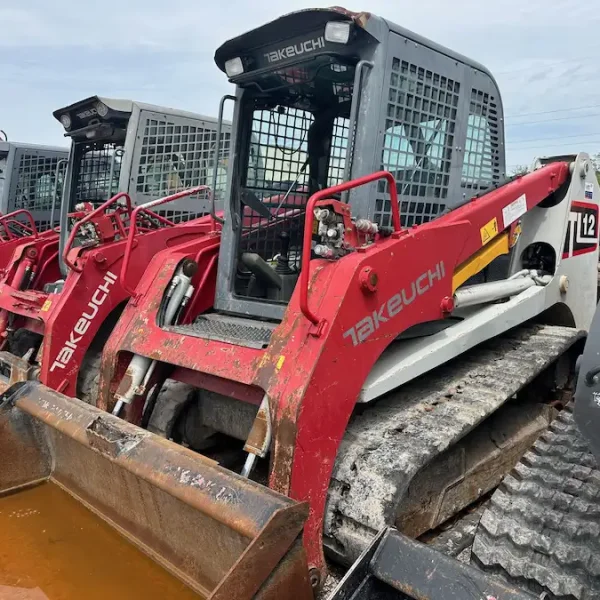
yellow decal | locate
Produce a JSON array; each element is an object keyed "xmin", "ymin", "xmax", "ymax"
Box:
[
  {"xmin": 276, "ymin": 355, "xmax": 286, "ymax": 371},
  {"xmin": 480, "ymin": 217, "xmax": 498, "ymax": 246},
  {"xmin": 40, "ymin": 299, "xmax": 52, "ymax": 312},
  {"xmin": 312, "ymin": 219, "xmax": 319, "ymax": 235}
]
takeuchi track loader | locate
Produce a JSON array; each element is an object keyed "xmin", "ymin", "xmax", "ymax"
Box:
[
  {"xmin": 0, "ymin": 138, "xmax": 68, "ymax": 232},
  {"xmin": 0, "ymin": 98, "xmax": 232, "ymax": 402},
  {"xmin": 0, "ymin": 138, "xmax": 67, "ymax": 273},
  {"xmin": 1, "ymin": 7, "xmax": 599, "ymax": 600}
]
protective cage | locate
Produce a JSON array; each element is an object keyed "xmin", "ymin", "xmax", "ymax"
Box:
[
  {"xmin": 238, "ymin": 105, "xmax": 349, "ymax": 275},
  {"xmin": 132, "ymin": 111, "xmax": 231, "ymax": 222},
  {"xmin": 56, "ymin": 97, "xmax": 234, "ymax": 223},
  {"xmin": 0, "ymin": 141, "xmax": 69, "ymax": 231},
  {"xmin": 213, "ymin": 7, "xmax": 506, "ymax": 320},
  {"xmin": 229, "ymin": 56, "xmax": 354, "ymax": 303}
]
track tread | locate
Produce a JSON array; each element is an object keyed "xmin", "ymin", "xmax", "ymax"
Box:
[
  {"xmin": 325, "ymin": 324, "xmax": 584, "ymax": 565},
  {"xmin": 472, "ymin": 407, "xmax": 600, "ymax": 600}
]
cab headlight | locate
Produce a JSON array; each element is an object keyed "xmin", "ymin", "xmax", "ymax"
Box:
[
  {"xmin": 225, "ymin": 57, "xmax": 244, "ymax": 77},
  {"xmin": 60, "ymin": 114, "xmax": 72, "ymax": 130},
  {"xmin": 325, "ymin": 21, "xmax": 352, "ymax": 44}
]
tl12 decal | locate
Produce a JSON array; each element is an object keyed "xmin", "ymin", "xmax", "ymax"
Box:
[{"xmin": 563, "ymin": 201, "xmax": 599, "ymax": 259}]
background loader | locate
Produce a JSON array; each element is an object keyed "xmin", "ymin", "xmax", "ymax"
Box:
[
  {"xmin": 0, "ymin": 97, "xmax": 233, "ymax": 402},
  {"xmin": 0, "ymin": 137, "xmax": 68, "ymax": 277},
  {"xmin": 0, "ymin": 6, "xmax": 599, "ymax": 600},
  {"xmin": 0, "ymin": 137, "xmax": 68, "ymax": 232}
]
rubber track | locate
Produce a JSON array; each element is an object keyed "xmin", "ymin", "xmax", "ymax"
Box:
[
  {"xmin": 324, "ymin": 324, "xmax": 584, "ymax": 565},
  {"xmin": 424, "ymin": 500, "xmax": 489, "ymax": 559},
  {"xmin": 472, "ymin": 406, "xmax": 600, "ymax": 599}
]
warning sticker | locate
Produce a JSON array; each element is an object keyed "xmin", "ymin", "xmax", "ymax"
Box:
[
  {"xmin": 585, "ymin": 182, "xmax": 594, "ymax": 200},
  {"xmin": 480, "ymin": 217, "xmax": 498, "ymax": 246},
  {"xmin": 40, "ymin": 299, "xmax": 52, "ymax": 312},
  {"xmin": 563, "ymin": 201, "xmax": 599, "ymax": 259},
  {"xmin": 502, "ymin": 194, "xmax": 528, "ymax": 228}
]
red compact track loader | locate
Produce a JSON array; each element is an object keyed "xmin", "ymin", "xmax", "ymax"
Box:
[
  {"xmin": 0, "ymin": 98, "xmax": 231, "ymax": 402},
  {"xmin": 0, "ymin": 7, "xmax": 599, "ymax": 600},
  {"xmin": 0, "ymin": 138, "xmax": 68, "ymax": 273},
  {"xmin": 0, "ymin": 137, "xmax": 68, "ymax": 233}
]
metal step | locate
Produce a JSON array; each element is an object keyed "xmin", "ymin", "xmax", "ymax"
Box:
[
  {"xmin": 324, "ymin": 324, "xmax": 585, "ymax": 566},
  {"xmin": 167, "ymin": 313, "xmax": 276, "ymax": 349}
]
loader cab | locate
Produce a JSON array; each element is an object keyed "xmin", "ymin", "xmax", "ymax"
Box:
[
  {"xmin": 213, "ymin": 7, "xmax": 506, "ymax": 321},
  {"xmin": 53, "ymin": 96, "xmax": 234, "ymax": 274},
  {"xmin": 0, "ymin": 141, "xmax": 69, "ymax": 231},
  {"xmin": 54, "ymin": 96, "xmax": 233, "ymax": 224}
]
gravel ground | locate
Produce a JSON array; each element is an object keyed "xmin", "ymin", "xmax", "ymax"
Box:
[{"xmin": 317, "ymin": 563, "xmax": 346, "ymax": 599}]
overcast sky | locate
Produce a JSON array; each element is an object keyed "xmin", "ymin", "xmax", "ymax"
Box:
[{"xmin": 2, "ymin": 0, "xmax": 600, "ymax": 171}]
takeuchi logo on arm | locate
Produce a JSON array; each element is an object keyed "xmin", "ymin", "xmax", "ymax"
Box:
[
  {"xmin": 343, "ymin": 262, "xmax": 446, "ymax": 347},
  {"xmin": 49, "ymin": 272, "xmax": 118, "ymax": 372}
]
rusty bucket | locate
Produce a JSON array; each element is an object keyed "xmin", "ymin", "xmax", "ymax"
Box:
[{"xmin": 0, "ymin": 381, "xmax": 313, "ymax": 600}]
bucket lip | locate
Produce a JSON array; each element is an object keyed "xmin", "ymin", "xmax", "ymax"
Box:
[{"xmin": 7, "ymin": 381, "xmax": 308, "ymax": 537}]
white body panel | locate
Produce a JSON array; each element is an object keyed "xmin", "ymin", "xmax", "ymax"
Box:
[{"xmin": 360, "ymin": 153, "xmax": 600, "ymax": 402}]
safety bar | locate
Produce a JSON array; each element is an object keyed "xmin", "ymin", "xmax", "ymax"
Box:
[
  {"xmin": 0, "ymin": 209, "xmax": 38, "ymax": 240},
  {"xmin": 108, "ymin": 148, "xmax": 124, "ymax": 200},
  {"xmin": 342, "ymin": 61, "xmax": 373, "ymax": 186},
  {"xmin": 63, "ymin": 192, "xmax": 132, "ymax": 273},
  {"xmin": 119, "ymin": 186, "xmax": 210, "ymax": 296},
  {"xmin": 211, "ymin": 95, "xmax": 236, "ymax": 226},
  {"xmin": 300, "ymin": 171, "xmax": 400, "ymax": 326},
  {"xmin": 49, "ymin": 158, "xmax": 68, "ymax": 229}
]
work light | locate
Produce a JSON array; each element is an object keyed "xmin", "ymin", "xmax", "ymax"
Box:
[
  {"xmin": 225, "ymin": 57, "xmax": 244, "ymax": 78},
  {"xmin": 325, "ymin": 21, "xmax": 351, "ymax": 44}
]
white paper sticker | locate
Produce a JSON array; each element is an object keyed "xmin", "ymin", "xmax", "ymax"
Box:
[
  {"xmin": 585, "ymin": 182, "xmax": 594, "ymax": 199},
  {"xmin": 502, "ymin": 194, "xmax": 527, "ymax": 228}
]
